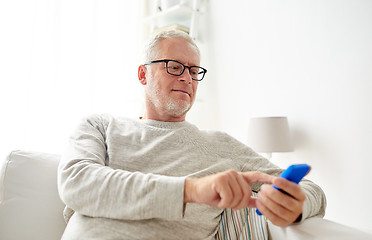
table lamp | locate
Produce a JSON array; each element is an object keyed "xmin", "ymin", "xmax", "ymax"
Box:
[{"xmin": 248, "ymin": 116, "xmax": 293, "ymax": 159}]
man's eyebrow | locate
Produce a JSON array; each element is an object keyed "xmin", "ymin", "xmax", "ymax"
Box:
[{"xmin": 175, "ymin": 59, "xmax": 200, "ymax": 67}]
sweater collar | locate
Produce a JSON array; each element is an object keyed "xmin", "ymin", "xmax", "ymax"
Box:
[{"xmin": 138, "ymin": 118, "xmax": 194, "ymax": 130}]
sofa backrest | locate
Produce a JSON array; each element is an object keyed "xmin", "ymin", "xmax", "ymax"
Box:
[{"xmin": 0, "ymin": 150, "xmax": 66, "ymax": 240}]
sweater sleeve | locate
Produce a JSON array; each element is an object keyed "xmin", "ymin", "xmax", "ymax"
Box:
[
  {"xmin": 299, "ymin": 180, "xmax": 327, "ymax": 221},
  {"xmin": 57, "ymin": 115, "xmax": 185, "ymax": 221}
]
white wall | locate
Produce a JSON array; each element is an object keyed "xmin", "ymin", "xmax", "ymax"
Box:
[
  {"xmin": 201, "ymin": 0, "xmax": 372, "ymax": 234},
  {"xmin": 0, "ymin": 0, "xmax": 143, "ymax": 159}
]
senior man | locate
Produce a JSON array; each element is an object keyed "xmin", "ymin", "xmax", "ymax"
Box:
[{"xmin": 58, "ymin": 30, "xmax": 326, "ymax": 239}]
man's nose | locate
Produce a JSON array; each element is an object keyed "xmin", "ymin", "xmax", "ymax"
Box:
[{"xmin": 179, "ymin": 68, "xmax": 193, "ymax": 84}]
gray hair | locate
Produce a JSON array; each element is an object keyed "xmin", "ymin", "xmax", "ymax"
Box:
[{"xmin": 142, "ymin": 30, "xmax": 200, "ymax": 63}]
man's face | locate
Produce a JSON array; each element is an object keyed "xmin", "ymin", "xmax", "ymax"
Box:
[{"xmin": 143, "ymin": 38, "xmax": 200, "ymax": 121}]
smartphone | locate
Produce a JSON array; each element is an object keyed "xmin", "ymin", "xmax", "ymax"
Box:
[{"xmin": 256, "ymin": 164, "xmax": 311, "ymax": 215}]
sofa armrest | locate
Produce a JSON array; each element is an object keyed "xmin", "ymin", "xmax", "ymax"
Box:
[
  {"xmin": 268, "ymin": 217, "xmax": 372, "ymax": 240},
  {"xmin": 0, "ymin": 150, "xmax": 66, "ymax": 240}
]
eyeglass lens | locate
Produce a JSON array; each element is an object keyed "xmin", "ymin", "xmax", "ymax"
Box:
[{"xmin": 166, "ymin": 60, "xmax": 205, "ymax": 81}]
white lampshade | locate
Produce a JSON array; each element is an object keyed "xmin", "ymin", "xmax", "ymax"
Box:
[{"xmin": 248, "ymin": 117, "xmax": 293, "ymax": 154}]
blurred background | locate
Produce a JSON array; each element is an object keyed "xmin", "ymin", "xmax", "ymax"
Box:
[{"xmin": 1, "ymin": 0, "xmax": 371, "ymax": 234}]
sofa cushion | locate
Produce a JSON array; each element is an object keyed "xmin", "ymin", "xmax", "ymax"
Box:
[{"xmin": 0, "ymin": 150, "xmax": 66, "ymax": 240}]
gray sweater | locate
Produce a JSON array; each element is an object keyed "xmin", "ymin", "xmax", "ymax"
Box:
[{"xmin": 58, "ymin": 114, "xmax": 326, "ymax": 239}]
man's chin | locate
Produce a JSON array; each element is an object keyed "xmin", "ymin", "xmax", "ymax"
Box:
[{"xmin": 166, "ymin": 100, "xmax": 192, "ymax": 118}]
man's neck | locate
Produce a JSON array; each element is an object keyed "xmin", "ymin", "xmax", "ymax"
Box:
[{"xmin": 142, "ymin": 111, "xmax": 186, "ymax": 122}]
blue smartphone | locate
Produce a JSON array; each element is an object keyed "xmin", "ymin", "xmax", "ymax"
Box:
[{"xmin": 256, "ymin": 164, "xmax": 311, "ymax": 215}]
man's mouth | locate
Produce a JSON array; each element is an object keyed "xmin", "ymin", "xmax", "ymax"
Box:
[{"xmin": 172, "ymin": 89, "xmax": 191, "ymax": 96}]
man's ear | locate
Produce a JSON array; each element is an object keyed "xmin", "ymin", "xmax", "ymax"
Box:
[{"xmin": 138, "ymin": 65, "xmax": 147, "ymax": 85}]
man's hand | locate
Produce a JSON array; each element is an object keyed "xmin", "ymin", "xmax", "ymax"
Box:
[
  {"xmin": 256, "ymin": 178, "xmax": 306, "ymax": 226},
  {"xmin": 184, "ymin": 170, "xmax": 275, "ymax": 210}
]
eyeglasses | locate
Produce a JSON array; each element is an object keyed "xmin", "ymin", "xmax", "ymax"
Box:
[{"xmin": 144, "ymin": 59, "xmax": 207, "ymax": 81}]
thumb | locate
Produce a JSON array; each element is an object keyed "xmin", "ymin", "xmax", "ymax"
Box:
[{"xmin": 247, "ymin": 196, "xmax": 258, "ymax": 209}]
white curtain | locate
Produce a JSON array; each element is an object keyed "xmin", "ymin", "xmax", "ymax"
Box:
[{"xmin": 0, "ymin": 0, "xmax": 143, "ymax": 157}]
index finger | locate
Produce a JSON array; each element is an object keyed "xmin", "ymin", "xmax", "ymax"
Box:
[{"xmin": 241, "ymin": 171, "xmax": 276, "ymax": 185}]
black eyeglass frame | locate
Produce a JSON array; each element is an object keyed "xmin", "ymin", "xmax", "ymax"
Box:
[{"xmin": 144, "ymin": 59, "xmax": 207, "ymax": 81}]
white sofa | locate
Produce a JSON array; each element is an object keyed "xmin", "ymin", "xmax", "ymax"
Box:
[{"xmin": 1, "ymin": 150, "xmax": 371, "ymax": 240}]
